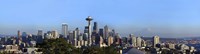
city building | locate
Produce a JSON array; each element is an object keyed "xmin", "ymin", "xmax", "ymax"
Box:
[
  {"xmin": 108, "ymin": 36, "xmax": 114, "ymax": 46},
  {"xmin": 0, "ymin": 45, "xmax": 19, "ymax": 53},
  {"xmin": 37, "ymin": 30, "xmax": 43, "ymax": 36},
  {"xmin": 141, "ymin": 39, "xmax": 146, "ymax": 47},
  {"xmin": 167, "ymin": 43, "xmax": 175, "ymax": 49},
  {"xmin": 111, "ymin": 29, "xmax": 115, "ymax": 37},
  {"xmin": 153, "ymin": 36, "xmax": 160, "ymax": 47},
  {"xmin": 44, "ymin": 31, "xmax": 52, "ymax": 39},
  {"xmin": 37, "ymin": 30, "xmax": 43, "ymax": 43},
  {"xmin": 69, "ymin": 31, "xmax": 74, "ymax": 44},
  {"xmin": 73, "ymin": 30, "xmax": 77, "ymax": 47},
  {"xmin": 17, "ymin": 30, "xmax": 22, "ymax": 45},
  {"xmin": 93, "ymin": 22, "xmax": 98, "ymax": 34},
  {"xmin": 136, "ymin": 37, "xmax": 142, "ymax": 47},
  {"xmin": 78, "ymin": 35, "xmax": 83, "ymax": 41},
  {"xmin": 22, "ymin": 48, "xmax": 42, "ymax": 54},
  {"xmin": 104, "ymin": 25, "xmax": 109, "ymax": 39},
  {"xmin": 84, "ymin": 26, "xmax": 89, "ymax": 33},
  {"xmin": 1, "ymin": 16, "xmax": 199, "ymax": 54},
  {"xmin": 114, "ymin": 33, "xmax": 121, "ymax": 45},
  {"xmin": 98, "ymin": 35, "xmax": 108, "ymax": 47},
  {"xmin": 83, "ymin": 33, "xmax": 88, "ymax": 41},
  {"xmin": 130, "ymin": 34, "xmax": 137, "ymax": 47},
  {"xmin": 75, "ymin": 28, "xmax": 80, "ymax": 36},
  {"xmin": 44, "ymin": 30, "xmax": 59, "ymax": 39},
  {"xmin": 99, "ymin": 28, "xmax": 104, "ymax": 37},
  {"xmin": 62, "ymin": 23, "xmax": 68, "ymax": 38},
  {"xmin": 51, "ymin": 30, "xmax": 59, "ymax": 39},
  {"xmin": 132, "ymin": 37, "xmax": 137, "ymax": 47}
]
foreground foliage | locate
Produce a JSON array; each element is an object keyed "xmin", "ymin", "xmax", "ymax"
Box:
[{"xmin": 37, "ymin": 38, "xmax": 119, "ymax": 54}]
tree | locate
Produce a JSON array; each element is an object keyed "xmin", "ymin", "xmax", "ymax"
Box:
[
  {"xmin": 82, "ymin": 46, "xmax": 119, "ymax": 54},
  {"xmin": 36, "ymin": 38, "xmax": 79, "ymax": 54},
  {"xmin": 103, "ymin": 46, "xmax": 118, "ymax": 54},
  {"xmin": 37, "ymin": 38, "xmax": 119, "ymax": 54}
]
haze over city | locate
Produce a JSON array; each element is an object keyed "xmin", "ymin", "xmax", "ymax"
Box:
[{"xmin": 1, "ymin": 0, "xmax": 200, "ymax": 38}]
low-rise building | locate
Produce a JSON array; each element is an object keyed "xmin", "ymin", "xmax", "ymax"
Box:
[
  {"xmin": 0, "ymin": 45, "xmax": 19, "ymax": 53},
  {"xmin": 22, "ymin": 47, "xmax": 42, "ymax": 54}
]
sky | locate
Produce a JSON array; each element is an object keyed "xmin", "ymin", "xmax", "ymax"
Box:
[{"xmin": 0, "ymin": 0, "xmax": 200, "ymax": 38}]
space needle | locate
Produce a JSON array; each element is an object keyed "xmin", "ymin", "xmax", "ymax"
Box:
[{"xmin": 86, "ymin": 16, "xmax": 93, "ymax": 46}]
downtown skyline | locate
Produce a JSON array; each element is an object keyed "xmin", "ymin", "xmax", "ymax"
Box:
[{"xmin": 1, "ymin": 0, "xmax": 200, "ymax": 38}]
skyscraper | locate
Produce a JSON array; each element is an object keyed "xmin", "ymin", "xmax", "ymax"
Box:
[
  {"xmin": 95, "ymin": 35, "xmax": 101, "ymax": 45},
  {"xmin": 73, "ymin": 30, "xmax": 77, "ymax": 40},
  {"xmin": 62, "ymin": 23, "xmax": 68, "ymax": 37},
  {"xmin": 108, "ymin": 36, "xmax": 113, "ymax": 46},
  {"xmin": 73, "ymin": 30, "xmax": 77, "ymax": 46},
  {"xmin": 86, "ymin": 16, "xmax": 93, "ymax": 46},
  {"xmin": 83, "ymin": 33, "xmax": 89, "ymax": 46},
  {"xmin": 92, "ymin": 22, "xmax": 98, "ymax": 44},
  {"xmin": 115, "ymin": 33, "xmax": 121, "ymax": 45},
  {"xmin": 84, "ymin": 26, "xmax": 89, "ymax": 33},
  {"xmin": 93, "ymin": 22, "xmax": 98, "ymax": 34},
  {"xmin": 130, "ymin": 34, "xmax": 137, "ymax": 47},
  {"xmin": 69, "ymin": 31, "xmax": 74, "ymax": 42},
  {"xmin": 37, "ymin": 30, "xmax": 43, "ymax": 36},
  {"xmin": 136, "ymin": 37, "xmax": 142, "ymax": 47},
  {"xmin": 141, "ymin": 39, "xmax": 146, "ymax": 47},
  {"xmin": 78, "ymin": 35, "xmax": 83, "ymax": 41},
  {"xmin": 75, "ymin": 28, "xmax": 80, "ymax": 36},
  {"xmin": 44, "ymin": 31, "xmax": 52, "ymax": 39},
  {"xmin": 83, "ymin": 33, "xmax": 88, "ymax": 41},
  {"xmin": 52, "ymin": 30, "xmax": 59, "ymax": 39},
  {"xmin": 104, "ymin": 25, "xmax": 109, "ymax": 39},
  {"xmin": 18, "ymin": 30, "xmax": 22, "ymax": 40},
  {"xmin": 111, "ymin": 29, "xmax": 115, "ymax": 37},
  {"xmin": 99, "ymin": 36, "xmax": 103, "ymax": 45},
  {"xmin": 99, "ymin": 29, "xmax": 104, "ymax": 37},
  {"xmin": 17, "ymin": 30, "xmax": 22, "ymax": 45},
  {"xmin": 37, "ymin": 30, "xmax": 44, "ymax": 43},
  {"xmin": 78, "ymin": 35, "xmax": 84, "ymax": 46},
  {"xmin": 153, "ymin": 36, "xmax": 160, "ymax": 47}
]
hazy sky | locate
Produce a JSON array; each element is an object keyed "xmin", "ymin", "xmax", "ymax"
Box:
[{"xmin": 0, "ymin": 0, "xmax": 200, "ymax": 38}]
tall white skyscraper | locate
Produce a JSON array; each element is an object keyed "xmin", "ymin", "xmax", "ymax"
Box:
[
  {"xmin": 73, "ymin": 30, "xmax": 77, "ymax": 40},
  {"xmin": 136, "ymin": 37, "xmax": 142, "ymax": 47},
  {"xmin": 62, "ymin": 23, "xmax": 68, "ymax": 37},
  {"xmin": 73, "ymin": 30, "xmax": 77, "ymax": 46},
  {"xmin": 153, "ymin": 35, "xmax": 160, "ymax": 47},
  {"xmin": 130, "ymin": 34, "xmax": 137, "ymax": 47}
]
